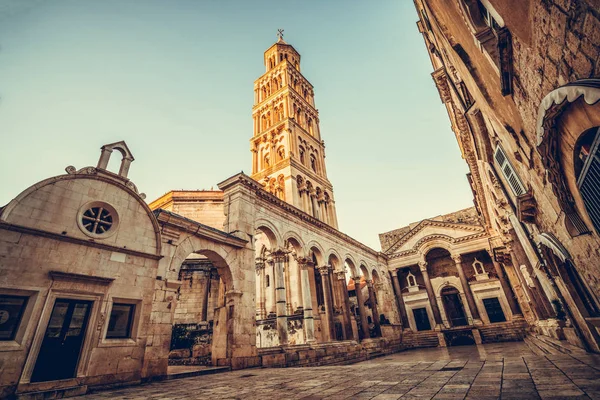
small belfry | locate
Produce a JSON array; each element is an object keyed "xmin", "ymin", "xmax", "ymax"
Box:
[{"xmin": 250, "ymin": 31, "xmax": 338, "ymax": 229}]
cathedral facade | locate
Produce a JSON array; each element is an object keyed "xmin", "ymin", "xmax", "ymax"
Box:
[{"xmin": 0, "ymin": 8, "xmax": 599, "ymax": 397}]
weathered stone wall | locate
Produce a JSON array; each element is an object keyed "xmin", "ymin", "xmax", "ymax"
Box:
[{"xmin": 0, "ymin": 172, "xmax": 160, "ymax": 397}]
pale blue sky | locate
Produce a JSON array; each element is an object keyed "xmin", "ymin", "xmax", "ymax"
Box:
[{"xmin": 0, "ymin": 0, "xmax": 472, "ymax": 250}]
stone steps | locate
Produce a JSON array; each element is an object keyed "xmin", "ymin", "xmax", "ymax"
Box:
[
  {"xmin": 402, "ymin": 331, "xmax": 439, "ymax": 348},
  {"xmin": 525, "ymin": 333, "xmax": 588, "ymax": 356}
]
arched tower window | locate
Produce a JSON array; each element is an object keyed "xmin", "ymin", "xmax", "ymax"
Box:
[
  {"xmin": 307, "ymin": 118, "xmax": 313, "ymax": 136},
  {"xmin": 310, "ymin": 154, "xmax": 317, "ymax": 172},
  {"xmin": 277, "ymin": 146, "xmax": 285, "ymax": 162},
  {"xmin": 299, "ymin": 146, "xmax": 305, "ymax": 165},
  {"xmin": 263, "ymin": 154, "xmax": 270, "ymax": 169},
  {"xmin": 266, "ymin": 274, "xmax": 270, "ymax": 287}
]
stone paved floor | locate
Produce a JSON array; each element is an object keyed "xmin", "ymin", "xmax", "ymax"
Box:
[{"xmin": 83, "ymin": 342, "xmax": 600, "ymax": 399}]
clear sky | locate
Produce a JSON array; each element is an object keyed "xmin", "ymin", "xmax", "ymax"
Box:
[{"xmin": 0, "ymin": 0, "xmax": 472, "ymax": 250}]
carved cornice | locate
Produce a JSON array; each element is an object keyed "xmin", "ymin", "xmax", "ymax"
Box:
[
  {"xmin": 384, "ymin": 218, "xmax": 484, "ymax": 254},
  {"xmin": 219, "ymin": 174, "xmax": 383, "ymax": 259},
  {"xmin": 388, "ymin": 232, "xmax": 489, "ymax": 260},
  {"xmin": 431, "ymin": 68, "xmax": 452, "ymax": 104}
]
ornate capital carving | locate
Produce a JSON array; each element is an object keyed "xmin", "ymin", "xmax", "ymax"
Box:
[
  {"xmin": 418, "ymin": 261, "xmax": 428, "ymax": 271},
  {"xmin": 270, "ymin": 248, "xmax": 288, "ymax": 262},
  {"xmin": 335, "ymin": 271, "xmax": 346, "ymax": 280},
  {"xmin": 451, "ymin": 254, "xmax": 462, "ymax": 263},
  {"xmin": 317, "ymin": 265, "xmax": 331, "ymax": 275}
]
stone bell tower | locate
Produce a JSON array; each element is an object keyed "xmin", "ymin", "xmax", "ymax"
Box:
[{"xmin": 250, "ymin": 31, "xmax": 338, "ymax": 229}]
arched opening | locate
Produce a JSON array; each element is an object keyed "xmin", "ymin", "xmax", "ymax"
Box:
[
  {"xmin": 168, "ymin": 249, "xmax": 233, "ymax": 370},
  {"xmin": 299, "ymin": 146, "xmax": 305, "ymax": 165},
  {"xmin": 254, "ymin": 226, "xmax": 279, "ymax": 348},
  {"xmin": 440, "ymin": 286, "xmax": 468, "ymax": 327},
  {"xmin": 327, "ymin": 254, "xmax": 344, "ymax": 340}
]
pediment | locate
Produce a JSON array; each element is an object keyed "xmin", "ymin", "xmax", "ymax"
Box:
[{"xmin": 384, "ymin": 219, "xmax": 484, "ymax": 255}]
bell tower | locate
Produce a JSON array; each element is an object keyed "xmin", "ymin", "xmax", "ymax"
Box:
[{"xmin": 250, "ymin": 31, "xmax": 338, "ymax": 229}]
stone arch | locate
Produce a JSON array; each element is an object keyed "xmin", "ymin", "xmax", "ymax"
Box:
[
  {"xmin": 344, "ymin": 256, "xmax": 359, "ymax": 277},
  {"xmin": 371, "ymin": 269, "xmax": 381, "ymax": 284},
  {"xmin": 254, "ymin": 219, "xmax": 282, "ymax": 248},
  {"xmin": 166, "ymin": 236, "xmax": 235, "ymax": 288},
  {"xmin": 97, "ymin": 141, "xmax": 135, "ymax": 178},
  {"xmin": 306, "ymin": 241, "xmax": 326, "ymax": 265},
  {"xmin": 359, "ymin": 263, "xmax": 370, "ymax": 280},
  {"xmin": 416, "ymin": 235, "xmax": 454, "ymax": 255},
  {"xmin": 436, "ymin": 281, "xmax": 463, "ymax": 297},
  {"xmin": 326, "ymin": 248, "xmax": 343, "ymax": 270},
  {"xmin": 283, "ymin": 231, "xmax": 305, "ymax": 251}
]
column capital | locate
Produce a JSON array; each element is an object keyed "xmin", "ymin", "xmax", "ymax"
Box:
[
  {"xmin": 352, "ymin": 275, "xmax": 362, "ymax": 283},
  {"xmin": 366, "ymin": 280, "xmax": 374, "ymax": 288},
  {"xmin": 270, "ymin": 248, "xmax": 289, "ymax": 262},
  {"xmin": 451, "ymin": 254, "xmax": 462, "ymax": 263},
  {"xmin": 317, "ymin": 265, "xmax": 331, "ymax": 275},
  {"xmin": 335, "ymin": 270, "xmax": 346, "ymax": 280},
  {"xmin": 418, "ymin": 261, "xmax": 428, "ymax": 271}
]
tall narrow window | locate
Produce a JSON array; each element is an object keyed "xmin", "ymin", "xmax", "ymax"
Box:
[
  {"xmin": 494, "ymin": 146, "xmax": 525, "ymax": 197},
  {"xmin": 576, "ymin": 127, "xmax": 600, "ymax": 232}
]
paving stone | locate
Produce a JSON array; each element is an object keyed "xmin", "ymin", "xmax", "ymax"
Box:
[{"xmin": 80, "ymin": 342, "xmax": 600, "ymax": 400}]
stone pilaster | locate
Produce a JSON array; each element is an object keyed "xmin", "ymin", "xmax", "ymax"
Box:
[{"xmin": 255, "ymin": 258, "xmax": 266, "ymax": 319}]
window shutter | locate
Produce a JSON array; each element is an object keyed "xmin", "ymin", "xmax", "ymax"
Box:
[
  {"xmin": 494, "ymin": 146, "xmax": 525, "ymax": 196},
  {"xmin": 577, "ymin": 128, "xmax": 600, "ymax": 232}
]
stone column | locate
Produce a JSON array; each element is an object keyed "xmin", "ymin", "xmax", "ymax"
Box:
[
  {"xmin": 255, "ymin": 258, "xmax": 266, "ymax": 319},
  {"xmin": 272, "ymin": 249, "xmax": 288, "ymax": 345},
  {"xmin": 353, "ymin": 275, "xmax": 370, "ymax": 339},
  {"xmin": 390, "ymin": 270, "xmax": 410, "ymax": 329},
  {"xmin": 452, "ymin": 254, "xmax": 480, "ymax": 323},
  {"xmin": 336, "ymin": 270, "xmax": 354, "ymax": 340},
  {"xmin": 489, "ymin": 253, "xmax": 521, "ymax": 317},
  {"xmin": 419, "ymin": 261, "xmax": 443, "ymax": 326},
  {"xmin": 284, "ymin": 255, "xmax": 294, "ymax": 315},
  {"xmin": 367, "ymin": 280, "xmax": 382, "ymax": 337},
  {"xmin": 201, "ymin": 270, "xmax": 212, "ymax": 322},
  {"xmin": 269, "ymin": 257, "xmax": 277, "ymax": 315},
  {"xmin": 319, "ymin": 265, "xmax": 336, "ymax": 341},
  {"xmin": 299, "ymin": 257, "xmax": 315, "ymax": 343}
]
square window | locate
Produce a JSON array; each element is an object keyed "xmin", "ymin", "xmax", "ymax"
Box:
[
  {"xmin": 106, "ymin": 303, "xmax": 135, "ymax": 339},
  {"xmin": 0, "ymin": 295, "xmax": 29, "ymax": 341}
]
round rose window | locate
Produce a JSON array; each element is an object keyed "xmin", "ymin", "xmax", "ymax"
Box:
[
  {"xmin": 77, "ymin": 201, "xmax": 119, "ymax": 238},
  {"xmin": 81, "ymin": 207, "xmax": 113, "ymax": 234}
]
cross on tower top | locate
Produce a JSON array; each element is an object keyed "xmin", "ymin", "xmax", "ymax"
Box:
[{"xmin": 277, "ymin": 29, "xmax": 284, "ymax": 40}]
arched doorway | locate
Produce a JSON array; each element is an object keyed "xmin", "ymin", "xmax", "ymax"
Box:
[{"xmin": 441, "ymin": 286, "xmax": 468, "ymax": 327}]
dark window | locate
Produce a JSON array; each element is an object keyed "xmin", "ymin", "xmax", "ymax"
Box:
[
  {"xmin": 0, "ymin": 295, "xmax": 28, "ymax": 340},
  {"xmin": 106, "ymin": 303, "xmax": 135, "ymax": 339},
  {"xmin": 483, "ymin": 297, "xmax": 506, "ymax": 323},
  {"xmin": 266, "ymin": 275, "xmax": 270, "ymax": 287}
]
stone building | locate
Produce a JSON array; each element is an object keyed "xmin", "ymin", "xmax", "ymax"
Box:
[
  {"xmin": 412, "ymin": 0, "xmax": 600, "ymax": 352},
  {"xmin": 381, "ymin": 207, "xmax": 527, "ymax": 347},
  {"xmin": 1, "ymin": 18, "xmax": 599, "ymax": 398}
]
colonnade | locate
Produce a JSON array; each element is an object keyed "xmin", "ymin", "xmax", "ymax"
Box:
[
  {"xmin": 390, "ymin": 249, "xmax": 523, "ymax": 331},
  {"xmin": 255, "ymin": 249, "xmax": 383, "ymax": 345}
]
